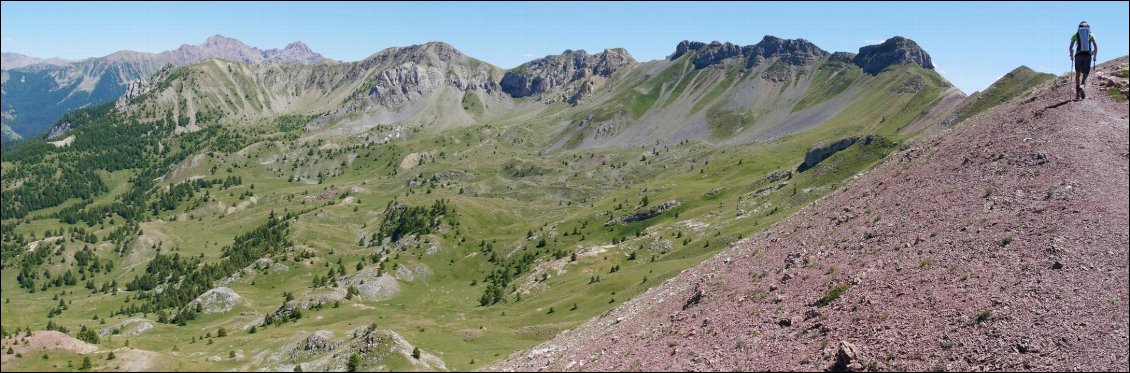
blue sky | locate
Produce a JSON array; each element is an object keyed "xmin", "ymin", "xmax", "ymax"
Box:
[{"xmin": 2, "ymin": 1, "xmax": 1127, "ymax": 94}]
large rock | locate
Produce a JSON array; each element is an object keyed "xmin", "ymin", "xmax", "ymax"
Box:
[
  {"xmin": 188, "ymin": 287, "xmax": 242, "ymax": 314},
  {"xmin": 98, "ymin": 318, "xmax": 154, "ymax": 336},
  {"xmin": 832, "ymin": 340, "xmax": 860, "ymax": 371},
  {"xmin": 852, "ymin": 36, "xmax": 934, "ymax": 75},
  {"xmin": 302, "ymin": 330, "xmax": 339, "ymax": 353}
]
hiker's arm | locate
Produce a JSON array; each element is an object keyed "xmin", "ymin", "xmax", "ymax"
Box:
[
  {"xmin": 1068, "ymin": 39, "xmax": 1075, "ymax": 59},
  {"xmin": 1092, "ymin": 39, "xmax": 1098, "ymax": 60}
]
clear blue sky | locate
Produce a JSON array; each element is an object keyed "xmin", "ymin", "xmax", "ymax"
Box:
[{"xmin": 2, "ymin": 1, "xmax": 1127, "ymax": 94}]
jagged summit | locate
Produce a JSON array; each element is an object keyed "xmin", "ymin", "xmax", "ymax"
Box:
[
  {"xmin": 263, "ymin": 41, "xmax": 326, "ymax": 64},
  {"xmin": 500, "ymin": 48, "xmax": 636, "ymax": 104},
  {"xmin": 668, "ymin": 35, "xmax": 829, "ymax": 69},
  {"xmin": 159, "ymin": 34, "xmax": 327, "ymax": 65},
  {"xmin": 283, "ymin": 41, "xmax": 312, "ymax": 53},
  {"xmin": 854, "ymin": 36, "xmax": 934, "ymax": 74},
  {"xmin": 745, "ymin": 35, "xmax": 828, "ymax": 66},
  {"xmin": 669, "ymin": 35, "xmax": 934, "ymax": 74}
]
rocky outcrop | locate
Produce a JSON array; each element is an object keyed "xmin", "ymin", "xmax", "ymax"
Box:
[
  {"xmin": 669, "ymin": 36, "xmax": 829, "ymax": 70},
  {"xmin": 188, "ymin": 286, "xmax": 242, "ymax": 314},
  {"xmin": 501, "ymin": 48, "xmax": 636, "ymax": 105},
  {"xmin": 44, "ymin": 122, "xmax": 71, "ymax": 140},
  {"xmin": 98, "ymin": 318, "xmax": 154, "ymax": 337},
  {"xmin": 670, "ymin": 40, "xmax": 707, "ymax": 61},
  {"xmin": 828, "ymin": 52, "xmax": 857, "ymax": 64},
  {"xmin": 688, "ymin": 42, "xmax": 745, "ymax": 69},
  {"xmin": 853, "ymin": 36, "xmax": 934, "ymax": 75},
  {"xmin": 797, "ymin": 135, "xmax": 880, "ymax": 172},
  {"xmin": 743, "ymin": 36, "xmax": 828, "ymax": 67},
  {"xmin": 115, "ymin": 63, "xmax": 174, "ymax": 109},
  {"xmin": 302, "ymin": 330, "xmax": 339, "ymax": 353},
  {"xmin": 605, "ymin": 200, "xmax": 681, "ymax": 226},
  {"xmin": 765, "ymin": 170, "xmax": 793, "ymax": 183}
]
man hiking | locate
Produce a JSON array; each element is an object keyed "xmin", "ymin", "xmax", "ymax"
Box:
[{"xmin": 1069, "ymin": 21, "xmax": 1098, "ymax": 100}]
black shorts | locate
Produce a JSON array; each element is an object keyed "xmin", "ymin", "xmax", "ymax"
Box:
[{"xmin": 1075, "ymin": 53, "xmax": 1092, "ymax": 74}]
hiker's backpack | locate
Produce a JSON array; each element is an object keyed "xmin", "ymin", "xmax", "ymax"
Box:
[{"xmin": 1078, "ymin": 25, "xmax": 1092, "ymax": 53}]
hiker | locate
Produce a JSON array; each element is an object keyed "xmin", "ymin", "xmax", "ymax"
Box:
[{"xmin": 1069, "ymin": 21, "xmax": 1099, "ymax": 100}]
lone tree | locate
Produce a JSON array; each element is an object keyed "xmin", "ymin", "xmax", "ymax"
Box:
[
  {"xmin": 347, "ymin": 353, "xmax": 361, "ymax": 372},
  {"xmin": 412, "ymin": 346, "xmax": 421, "ymax": 359}
]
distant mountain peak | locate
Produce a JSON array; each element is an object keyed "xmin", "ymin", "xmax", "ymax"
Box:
[
  {"xmin": 264, "ymin": 40, "xmax": 326, "ymax": 64},
  {"xmin": 0, "ymin": 52, "xmax": 71, "ymax": 70},
  {"xmin": 853, "ymin": 36, "xmax": 934, "ymax": 75},
  {"xmin": 205, "ymin": 34, "xmax": 233, "ymax": 43},
  {"xmin": 283, "ymin": 41, "xmax": 312, "ymax": 52}
]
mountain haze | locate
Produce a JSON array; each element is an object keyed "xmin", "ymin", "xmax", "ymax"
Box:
[{"xmin": 1, "ymin": 35, "xmax": 328, "ymax": 141}]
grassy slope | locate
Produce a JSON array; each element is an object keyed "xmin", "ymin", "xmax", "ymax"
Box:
[{"xmin": 952, "ymin": 66, "xmax": 1056, "ymax": 124}]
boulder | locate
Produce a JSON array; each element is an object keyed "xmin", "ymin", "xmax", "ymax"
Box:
[{"xmin": 188, "ymin": 287, "xmax": 241, "ymax": 314}]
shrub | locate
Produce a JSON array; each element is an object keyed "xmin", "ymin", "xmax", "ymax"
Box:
[
  {"xmin": 975, "ymin": 309, "xmax": 992, "ymax": 323},
  {"xmin": 816, "ymin": 284, "xmax": 851, "ymax": 307}
]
